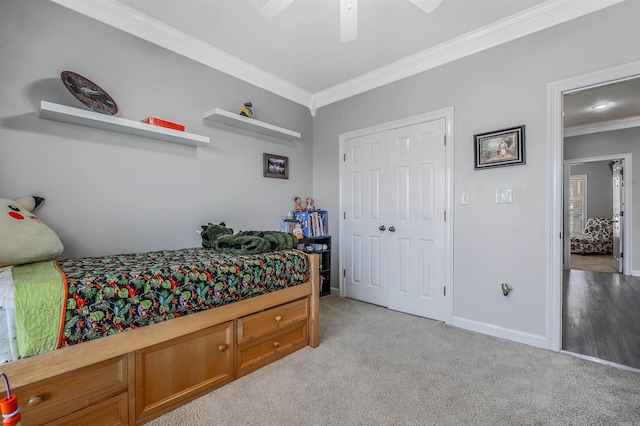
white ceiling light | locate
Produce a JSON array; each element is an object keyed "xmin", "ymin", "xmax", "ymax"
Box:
[
  {"xmin": 260, "ymin": 0, "xmax": 443, "ymax": 43},
  {"xmin": 591, "ymin": 102, "xmax": 610, "ymax": 110}
]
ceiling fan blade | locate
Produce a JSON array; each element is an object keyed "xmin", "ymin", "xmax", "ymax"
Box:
[
  {"xmin": 408, "ymin": 0, "xmax": 443, "ymax": 14},
  {"xmin": 340, "ymin": 0, "xmax": 357, "ymax": 43},
  {"xmin": 260, "ymin": 0, "xmax": 295, "ymax": 18}
]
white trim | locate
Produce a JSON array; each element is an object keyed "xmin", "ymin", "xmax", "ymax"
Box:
[
  {"xmin": 632, "ymin": 270, "xmax": 640, "ymax": 277},
  {"xmin": 49, "ymin": 0, "xmax": 312, "ymax": 108},
  {"xmin": 564, "ymin": 115, "xmax": 640, "ymax": 137},
  {"xmin": 547, "ymin": 60, "xmax": 640, "ymax": 353},
  {"xmin": 338, "ymin": 107, "xmax": 455, "ymax": 324},
  {"xmin": 313, "ymin": 0, "xmax": 626, "ymax": 112},
  {"xmin": 451, "ymin": 316, "xmax": 547, "ymax": 349},
  {"xmin": 51, "ymin": 0, "xmax": 624, "ymax": 115}
]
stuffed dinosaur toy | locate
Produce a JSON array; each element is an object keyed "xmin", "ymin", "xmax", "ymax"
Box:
[
  {"xmin": 201, "ymin": 222, "xmax": 295, "ymax": 255},
  {"xmin": 0, "ymin": 196, "xmax": 64, "ymax": 267}
]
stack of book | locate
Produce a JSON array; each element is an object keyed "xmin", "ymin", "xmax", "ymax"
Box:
[{"xmin": 293, "ymin": 210, "xmax": 328, "ymax": 238}]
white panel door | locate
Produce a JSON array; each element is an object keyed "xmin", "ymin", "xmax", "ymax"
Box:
[
  {"xmin": 386, "ymin": 120, "xmax": 447, "ymax": 320},
  {"xmin": 343, "ymin": 131, "xmax": 388, "ymax": 307},
  {"xmin": 612, "ymin": 160, "xmax": 623, "ymax": 273},
  {"xmin": 343, "ymin": 118, "xmax": 447, "ymax": 321}
]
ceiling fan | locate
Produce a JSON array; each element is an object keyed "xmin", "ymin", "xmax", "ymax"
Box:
[{"xmin": 260, "ymin": 0, "xmax": 443, "ymax": 43}]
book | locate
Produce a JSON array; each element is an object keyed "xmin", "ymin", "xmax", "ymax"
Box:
[{"xmin": 142, "ymin": 116, "xmax": 185, "ymax": 131}]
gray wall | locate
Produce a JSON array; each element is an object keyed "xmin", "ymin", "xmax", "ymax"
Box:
[
  {"xmin": 570, "ymin": 160, "xmax": 614, "ymax": 222},
  {"xmin": 312, "ymin": 1, "xmax": 640, "ymax": 343},
  {"xmin": 565, "ymin": 126, "xmax": 640, "ymax": 270},
  {"xmin": 0, "ymin": 0, "xmax": 313, "ymax": 259}
]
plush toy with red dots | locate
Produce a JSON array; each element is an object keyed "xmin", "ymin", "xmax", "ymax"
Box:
[{"xmin": 0, "ymin": 196, "xmax": 64, "ymax": 267}]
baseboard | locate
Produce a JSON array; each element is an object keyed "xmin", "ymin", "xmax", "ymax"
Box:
[
  {"xmin": 451, "ymin": 316, "xmax": 548, "ymax": 349},
  {"xmin": 632, "ymin": 270, "xmax": 640, "ymax": 277}
]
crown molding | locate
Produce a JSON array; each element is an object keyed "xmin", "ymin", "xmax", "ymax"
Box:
[
  {"xmin": 50, "ymin": 0, "xmax": 313, "ymax": 108},
  {"xmin": 52, "ymin": 0, "xmax": 625, "ymax": 116},
  {"xmin": 311, "ymin": 0, "xmax": 627, "ymax": 113},
  {"xmin": 564, "ymin": 115, "xmax": 640, "ymax": 137}
]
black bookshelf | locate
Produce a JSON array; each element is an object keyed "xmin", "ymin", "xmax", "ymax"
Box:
[{"xmin": 297, "ymin": 236, "xmax": 331, "ymax": 297}]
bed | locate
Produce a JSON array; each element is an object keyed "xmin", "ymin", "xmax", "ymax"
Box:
[{"xmin": 0, "ymin": 247, "xmax": 320, "ymax": 425}]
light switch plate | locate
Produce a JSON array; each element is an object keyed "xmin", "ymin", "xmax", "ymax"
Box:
[
  {"xmin": 496, "ymin": 188, "xmax": 513, "ymax": 204},
  {"xmin": 461, "ymin": 192, "xmax": 470, "ymax": 205}
]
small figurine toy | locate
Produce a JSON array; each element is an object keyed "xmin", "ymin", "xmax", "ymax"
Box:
[
  {"xmin": 294, "ymin": 196, "xmax": 304, "ymax": 212},
  {"xmin": 237, "ymin": 102, "xmax": 253, "ymax": 118},
  {"xmin": 306, "ymin": 197, "xmax": 315, "ymax": 211}
]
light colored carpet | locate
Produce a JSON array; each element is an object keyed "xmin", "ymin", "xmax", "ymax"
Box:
[
  {"xmin": 149, "ymin": 295, "xmax": 640, "ymax": 425},
  {"xmin": 570, "ymin": 253, "xmax": 619, "ymax": 273}
]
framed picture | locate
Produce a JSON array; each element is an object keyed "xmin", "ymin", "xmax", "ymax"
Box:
[
  {"xmin": 263, "ymin": 153, "xmax": 289, "ymax": 179},
  {"xmin": 474, "ymin": 125, "xmax": 525, "ymax": 170}
]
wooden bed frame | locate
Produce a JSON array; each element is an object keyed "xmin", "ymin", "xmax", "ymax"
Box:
[{"xmin": 1, "ymin": 252, "xmax": 320, "ymax": 425}]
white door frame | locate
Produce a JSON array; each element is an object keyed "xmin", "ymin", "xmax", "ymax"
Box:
[
  {"xmin": 547, "ymin": 61, "xmax": 640, "ymax": 352},
  {"xmin": 563, "ymin": 154, "xmax": 632, "ymax": 273},
  {"xmin": 338, "ymin": 107, "xmax": 455, "ymax": 324}
]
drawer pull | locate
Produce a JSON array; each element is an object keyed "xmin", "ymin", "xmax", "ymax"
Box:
[
  {"xmin": 273, "ymin": 341, "xmax": 280, "ymax": 348},
  {"xmin": 218, "ymin": 344, "xmax": 227, "ymax": 352},
  {"xmin": 29, "ymin": 395, "xmax": 43, "ymax": 407},
  {"xmin": 275, "ymin": 315, "xmax": 282, "ymax": 322}
]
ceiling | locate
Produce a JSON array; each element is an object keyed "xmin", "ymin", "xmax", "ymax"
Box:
[
  {"xmin": 563, "ymin": 77, "xmax": 640, "ymax": 129},
  {"xmin": 116, "ymin": 0, "xmax": 546, "ymax": 94},
  {"xmin": 54, "ymin": 0, "xmax": 638, "ymax": 123}
]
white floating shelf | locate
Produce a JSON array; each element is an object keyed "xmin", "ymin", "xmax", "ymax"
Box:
[
  {"xmin": 39, "ymin": 101, "xmax": 210, "ymax": 147},
  {"xmin": 203, "ymin": 108, "xmax": 301, "ymax": 140}
]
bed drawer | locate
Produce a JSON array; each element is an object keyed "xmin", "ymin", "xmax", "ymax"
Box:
[
  {"xmin": 237, "ymin": 321, "xmax": 308, "ymax": 376},
  {"xmin": 15, "ymin": 355, "xmax": 128, "ymax": 426},
  {"xmin": 237, "ymin": 298, "xmax": 309, "ymax": 344},
  {"xmin": 43, "ymin": 392, "xmax": 128, "ymax": 426},
  {"xmin": 135, "ymin": 321, "xmax": 234, "ymax": 422}
]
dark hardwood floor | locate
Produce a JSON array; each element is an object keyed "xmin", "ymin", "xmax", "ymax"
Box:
[{"xmin": 563, "ymin": 269, "xmax": 640, "ymax": 369}]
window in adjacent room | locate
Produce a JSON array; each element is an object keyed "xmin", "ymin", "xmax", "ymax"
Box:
[{"xmin": 569, "ymin": 174, "xmax": 587, "ymax": 235}]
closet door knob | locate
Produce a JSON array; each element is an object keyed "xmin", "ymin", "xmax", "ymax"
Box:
[
  {"xmin": 379, "ymin": 225, "xmax": 386, "ymax": 231},
  {"xmin": 275, "ymin": 315, "xmax": 282, "ymax": 322},
  {"xmin": 218, "ymin": 344, "xmax": 227, "ymax": 352},
  {"xmin": 389, "ymin": 226, "xmax": 396, "ymax": 232}
]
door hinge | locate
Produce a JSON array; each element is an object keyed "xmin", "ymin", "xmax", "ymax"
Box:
[
  {"xmin": 620, "ymin": 252, "xmax": 624, "ymax": 258},
  {"xmin": 444, "ymin": 211, "xmax": 446, "ymax": 221},
  {"xmin": 621, "ymin": 211, "xmax": 624, "ymax": 217},
  {"xmin": 344, "ymin": 211, "xmax": 346, "ymax": 219},
  {"xmin": 343, "ymin": 269, "xmax": 346, "ymax": 277},
  {"xmin": 443, "ymin": 286, "xmax": 446, "ymax": 296},
  {"xmin": 343, "ymin": 153, "xmax": 346, "ymax": 162},
  {"xmin": 444, "ymin": 135, "xmax": 446, "ymax": 146},
  {"xmin": 559, "ymin": 232, "xmax": 562, "ymax": 239}
]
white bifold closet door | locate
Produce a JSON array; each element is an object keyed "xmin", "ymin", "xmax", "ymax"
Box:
[{"xmin": 343, "ymin": 118, "xmax": 447, "ymax": 321}]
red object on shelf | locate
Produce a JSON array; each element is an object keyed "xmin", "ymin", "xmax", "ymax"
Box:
[{"xmin": 141, "ymin": 116, "xmax": 185, "ymax": 131}]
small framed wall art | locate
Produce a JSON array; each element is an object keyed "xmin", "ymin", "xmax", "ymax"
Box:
[
  {"xmin": 474, "ymin": 125, "xmax": 525, "ymax": 170},
  {"xmin": 263, "ymin": 153, "xmax": 289, "ymax": 179}
]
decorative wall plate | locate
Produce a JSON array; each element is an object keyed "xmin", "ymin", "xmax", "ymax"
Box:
[{"xmin": 60, "ymin": 71, "xmax": 118, "ymax": 115}]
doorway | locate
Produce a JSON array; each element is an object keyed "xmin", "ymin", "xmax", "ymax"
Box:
[
  {"xmin": 563, "ymin": 155, "xmax": 629, "ymax": 274},
  {"xmin": 548, "ymin": 61, "xmax": 640, "ymax": 370},
  {"xmin": 338, "ymin": 108, "xmax": 454, "ymax": 323}
]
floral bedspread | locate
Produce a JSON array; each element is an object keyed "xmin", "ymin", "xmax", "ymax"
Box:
[{"xmin": 58, "ymin": 248, "xmax": 308, "ymax": 347}]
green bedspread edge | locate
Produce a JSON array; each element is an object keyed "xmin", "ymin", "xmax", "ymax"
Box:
[{"xmin": 13, "ymin": 261, "xmax": 66, "ymax": 358}]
